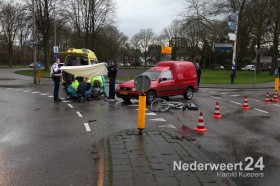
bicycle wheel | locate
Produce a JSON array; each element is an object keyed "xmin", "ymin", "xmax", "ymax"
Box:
[{"xmin": 150, "ymin": 98, "xmax": 170, "ymax": 112}]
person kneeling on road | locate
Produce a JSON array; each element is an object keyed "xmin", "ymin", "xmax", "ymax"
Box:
[
  {"xmin": 67, "ymin": 76, "xmax": 80, "ymax": 100},
  {"xmin": 77, "ymin": 78, "xmax": 93, "ymax": 101}
]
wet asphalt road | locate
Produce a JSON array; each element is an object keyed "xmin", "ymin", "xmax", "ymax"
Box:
[{"xmin": 1, "ymin": 84, "xmax": 280, "ymax": 186}]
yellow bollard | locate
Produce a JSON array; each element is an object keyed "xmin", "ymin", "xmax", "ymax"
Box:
[
  {"xmin": 275, "ymin": 77, "xmax": 279, "ymax": 93},
  {"xmin": 37, "ymin": 69, "xmax": 41, "ymax": 82},
  {"xmin": 137, "ymin": 94, "xmax": 146, "ymax": 135}
]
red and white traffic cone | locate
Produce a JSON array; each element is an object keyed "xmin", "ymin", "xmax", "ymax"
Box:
[
  {"xmin": 194, "ymin": 112, "xmax": 207, "ymax": 133},
  {"xmin": 242, "ymin": 96, "xmax": 250, "ymax": 110},
  {"xmin": 272, "ymin": 90, "xmax": 279, "ymax": 102},
  {"xmin": 264, "ymin": 92, "xmax": 271, "ymax": 104},
  {"xmin": 212, "ymin": 101, "xmax": 222, "ymax": 118}
]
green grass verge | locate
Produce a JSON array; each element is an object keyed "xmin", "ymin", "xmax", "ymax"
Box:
[{"xmin": 14, "ymin": 69, "xmax": 274, "ymax": 84}]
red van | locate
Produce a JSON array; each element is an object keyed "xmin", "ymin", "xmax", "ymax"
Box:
[{"xmin": 115, "ymin": 61, "xmax": 198, "ymax": 104}]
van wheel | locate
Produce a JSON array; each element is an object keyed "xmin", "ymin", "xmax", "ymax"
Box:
[
  {"xmin": 184, "ymin": 87, "xmax": 193, "ymax": 100},
  {"xmin": 146, "ymin": 90, "xmax": 156, "ymax": 104}
]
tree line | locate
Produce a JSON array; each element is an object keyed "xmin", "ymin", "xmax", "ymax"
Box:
[{"xmin": 0, "ymin": 0, "xmax": 279, "ymax": 74}]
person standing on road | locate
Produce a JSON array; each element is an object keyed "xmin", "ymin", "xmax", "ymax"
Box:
[
  {"xmin": 195, "ymin": 63, "xmax": 202, "ymax": 88},
  {"xmin": 107, "ymin": 60, "xmax": 118, "ymax": 101},
  {"xmin": 51, "ymin": 58, "xmax": 62, "ymax": 102}
]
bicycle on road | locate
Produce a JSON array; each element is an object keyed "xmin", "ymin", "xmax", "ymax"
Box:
[{"xmin": 150, "ymin": 98, "xmax": 186, "ymax": 112}]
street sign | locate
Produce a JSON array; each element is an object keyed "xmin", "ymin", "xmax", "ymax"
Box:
[
  {"xmin": 229, "ymin": 12, "xmax": 238, "ymax": 22},
  {"xmin": 161, "ymin": 46, "xmax": 172, "ymax": 54},
  {"xmin": 53, "ymin": 46, "xmax": 59, "ymax": 53},
  {"xmin": 213, "ymin": 43, "xmax": 233, "ymax": 51},
  {"xmin": 54, "ymin": 53, "xmax": 59, "ymax": 58},
  {"xmin": 228, "ymin": 33, "xmax": 236, "ymax": 41},
  {"xmin": 228, "ymin": 22, "xmax": 237, "ymax": 31},
  {"xmin": 134, "ymin": 75, "xmax": 151, "ymax": 93},
  {"xmin": 36, "ymin": 62, "xmax": 42, "ymax": 69}
]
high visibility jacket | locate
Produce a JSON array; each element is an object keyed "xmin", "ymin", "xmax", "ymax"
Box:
[
  {"xmin": 71, "ymin": 80, "xmax": 79, "ymax": 90},
  {"xmin": 90, "ymin": 76, "xmax": 104, "ymax": 87}
]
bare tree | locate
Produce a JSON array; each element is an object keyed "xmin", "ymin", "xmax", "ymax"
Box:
[
  {"xmin": 0, "ymin": 1, "xmax": 22, "ymax": 67},
  {"xmin": 66, "ymin": 0, "xmax": 116, "ymax": 49},
  {"xmin": 131, "ymin": 29, "xmax": 156, "ymax": 68}
]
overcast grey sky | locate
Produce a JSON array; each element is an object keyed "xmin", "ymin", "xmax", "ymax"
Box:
[{"xmin": 116, "ymin": 0, "xmax": 185, "ymax": 39}]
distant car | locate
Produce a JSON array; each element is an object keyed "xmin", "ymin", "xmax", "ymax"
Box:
[{"xmin": 241, "ymin": 65, "xmax": 255, "ymax": 71}]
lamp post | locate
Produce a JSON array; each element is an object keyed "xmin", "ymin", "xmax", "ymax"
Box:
[
  {"xmin": 254, "ymin": 45, "xmax": 257, "ymax": 87},
  {"xmin": 32, "ymin": 0, "xmax": 37, "ymax": 84}
]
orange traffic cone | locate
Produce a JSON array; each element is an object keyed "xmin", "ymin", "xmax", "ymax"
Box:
[
  {"xmin": 194, "ymin": 112, "xmax": 208, "ymax": 133},
  {"xmin": 242, "ymin": 96, "xmax": 250, "ymax": 110},
  {"xmin": 264, "ymin": 92, "xmax": 271, "ymax": 104},
  {"xmin": 272, "ymin": 90, "xmax": 279, "ymax": 102},
  {"xmin": 212, "ymin": 101, "xmax": 222, "ymax": 118}
]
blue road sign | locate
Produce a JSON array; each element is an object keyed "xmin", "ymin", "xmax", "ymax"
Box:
[
  {"xmin": 36, "ymin": 62, "xmax": 42, "ymax": 69},
  {"xmin": 54, "ymin": 53, "xmax": 59, "ymax": 58},
  {"xmin": 213, "ymin": 43, "xmax": 233, "ymax": 51}
]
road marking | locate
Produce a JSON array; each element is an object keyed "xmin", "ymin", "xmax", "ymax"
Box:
[
  {"xmin": 231, "ymin": 95, "xmax": 240, "ymax": 97},
  {"xmin": 273, "ymin": 104, "xmax": 280, "ymax": 107},
  {"xmin": 150, "ymin": 118, "xmax": 166, "ymax": 122},
  {"xmin": 63, "ymin": 100, "xmax": 70, "ymax": 103},
  {"xmin": 230, "ymin": 101, "xmax": 242, "ymax": 105},
  {"xmin": 146, "ymin": 112, "xmax": 157, "ymax": 116},
  {"xmin": 210, "ymin": 96, "xmax": 221, "ymax": 99},
  {"xmin": 158, "ymin": 124, "xmax": 176, "ymax": 129},
  {"xmin": 220, "ymin": 93, "xmax": 228, "ymax": 95},
  {"xmin": 40, "ymin": 93, "xmax": 50, "ymax": 95},
  {"xmin": 84, "ymin": 123, "xmax": 91, "ymax": 132},
  {"xmin": 15, "ymin": 89, "xmax": 22, "ymax": 91},
  {"xmin": 31, "ymin": 92, "xmax": 39, "ymax": 94},
  {"xmin": 249, "ymin": 98, "xmax": 261, "ymax": 102},
  {"xmin": 135, "ymin": 108, "xmax": 148, "ymax": 111},
  {"xmin": 48, "ymin": 95, "xmax": 54, "ymax": 98},
  {"xmin": 6, "ymin": 88, "xmax": 13, "ymax": 90},
  {"xmin": 254, "ymin": 108, "xmax": 268, "ymax": 114},
  {"xmin": 68, "ymin": 104, "xmax": 74, "ymax": 108},
  {"xmin": 76, "ymin": 111, "xmax": 83, "ymax": 117}
]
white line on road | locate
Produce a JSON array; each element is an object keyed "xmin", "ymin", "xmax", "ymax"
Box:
[
  {"xmin": 273, "ymin": 104, "xmax": 280, "ymax": 107},
  {"xmin": 68, "ymin": 104, "xmax": 74, "ymax": 108},
  {"xmin": 76, "ymin": 111, "xmax": 83, "ymax": 117},
  {"xmin": 146, "ymin": 112, "xmax": 157, "ymax": 116},
  {"xmin": 135, "ymin": 108, "xmax": 148, "ymax": 111},
  {"xmin": 48, "ymin": 95, "xmax": 53, "ymax": 98},
  {"xmin": 84, "ymin": 123, "xmax": 91, "ymax": 132},
  {"xmin": 63, "ymin": 100, "xmax": 70, "ymax": 103},
  {"xmin": 220, "ymin": 93, "xmax": 228, "ymax": 95},
  {"xmin": 231, "ymin": 95, "xmax": 240, "ymax": 97},
  {"xmin": 6, "ymin": 88, "xmax": 13, "ymax": 90},
  {"xmin": 210, "ymin": 96, "xmax": 221, "ymax": 99},
  {"xmin": 150, "ymin": 118, "xmax": 166, "ymax": 122},
  {"xmin": 31, "ymin": 92, "xmax": 39, "ymax": 94},
  {"xmin": 254, "ymin": 108, "xmax": 268, "ymax": 114},
  {"xmin": 15, "ymin": 89, "xmax": 22, "ymax": 91},
  {"xmin": 249, "ymin": 98, "xmax": 261, "ymax": 102},
  {"xmin": 230, "ymin": 101, "xmax": 242, "ymax": 105},
  {"xmin": 40, "ymin": 93, "xmax": 50, "ymax": 95}
]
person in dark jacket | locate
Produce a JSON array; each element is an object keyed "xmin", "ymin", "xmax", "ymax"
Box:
[
  {"xmin": 195, "ymin": 63, "xmax": 202, "ymax": 88},
  {"xmin": 77, "ymin": 78, "xmax": 93, "ymax": 101},
  {"xmin": 107, "ymin": 60, "xmax": 118, "ymax": 101}
]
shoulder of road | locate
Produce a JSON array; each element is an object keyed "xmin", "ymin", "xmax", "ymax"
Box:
[{"xmin": 0, "ymin": 68, "xmax": 274, "ymax": 89}]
